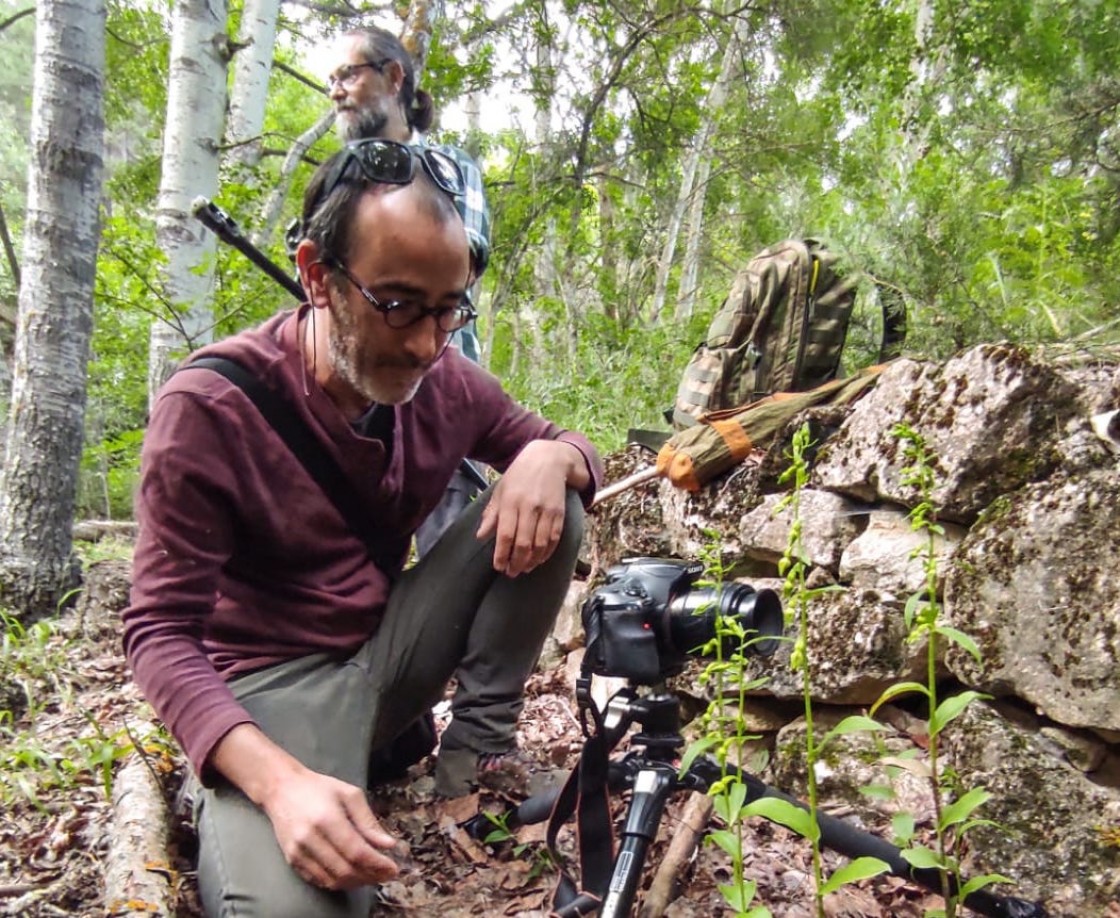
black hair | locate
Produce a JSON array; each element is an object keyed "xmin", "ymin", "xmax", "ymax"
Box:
[{"xmin": 343, "ymin": 27, "xmax": 435, "ymax": 133}]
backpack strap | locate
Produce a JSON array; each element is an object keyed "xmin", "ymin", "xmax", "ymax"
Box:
[{"xmin": 181, "ymin": 355, "xmax": 400, "ymax": 576}]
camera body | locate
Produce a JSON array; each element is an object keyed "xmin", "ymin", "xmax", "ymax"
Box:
[{"xmin": 581, "ymin": 557, "xmax": 783, "ymax": 684}]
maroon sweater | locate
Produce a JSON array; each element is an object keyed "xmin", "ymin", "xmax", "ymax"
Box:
[{"xmin": 123, "ymin": 308, "xmax": 602, "ymax": 777}]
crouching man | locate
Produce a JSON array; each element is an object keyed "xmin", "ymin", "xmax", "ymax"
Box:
[{"xmin": 123, "ymin": 140, "xmax": 602, "ymax": 918}]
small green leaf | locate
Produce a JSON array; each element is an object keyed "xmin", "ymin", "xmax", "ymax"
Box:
[
  {"xmin": 934, "ymin": 625, "xmax": 982, "ymax": 662},
  {"xmin": 959, "ymin": 873, "xmax": 1014, "ymax": 898},
  {"xmin": 680, "ymin": 735, "xmax": 719, "ymax": 777},
  {"xmin": 930, "ymin": 690, "xmax": 989, "ymax": 736},
  {"xmin": 939, "ymin": 787, "xmax": 992, "ymax": 831},
  {"xmin": 707, "ymin": 828, "xmax": 741, "ymax": 859},
  {"xmin": 891, "ymin": 812, "xmax": 916, "ymax": 846},
  {"xmin": 743, "ymin": 797, "xmax": 819, "ymax": 843},
  {"xmin": 903, "ymin": 592, "xmax": 923, "ymax": 629},
  {"xmin": 717, "ymin": 879, "xmax": 756, "ymax": 911},
  {"xmin": 726, "ymin": 779, "xmax": 748, "ymax": 820},
  {"xmin": 870, "ymin": 681, "xmax": 930, "ymax": 715},
  {"xmin": 820, "ymin": 857, "xmax": 891, "ymax": 895},
  {"xmin": 901, "ymin": 846, "xmax": 945, "ymax": 870},
  {"xmin": 820, "ymin": 715, "xmax": 888, "ymax": 751}
]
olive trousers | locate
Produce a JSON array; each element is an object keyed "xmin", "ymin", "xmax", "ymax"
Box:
[{"xmin": 195, "ymin": 488, "xmax": 584, "ymax": 918}]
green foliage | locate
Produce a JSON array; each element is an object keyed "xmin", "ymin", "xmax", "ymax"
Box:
[
  {"xmin": 864, "ymin": 423, "xmax": 1001, "ymax": 917},
  {"xmin": 491, "ymin": 305, "xmax": 708, "ymax": 452},
  {"xmin": 0, "ymin": 607, "xmax": 135, "ymax": 806},
  {"xmin": 681, "ymin": 534, "xmax": 774, "ymax": 918}
]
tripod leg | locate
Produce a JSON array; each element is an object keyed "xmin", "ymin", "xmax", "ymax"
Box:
[{"xmin": 599, "ymin": 765, "xmax": 678, "ymax": 918}]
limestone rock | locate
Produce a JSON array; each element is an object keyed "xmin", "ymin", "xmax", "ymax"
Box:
[
  {"xmin": 660, "ymin": 462, "xmax": 763, "ymax": 574},
  {"xmin": 839, "ymin": 508, "xmax": 966, "ymax": 596},
  {"xmin": 742, "ymin": 587, "xmax": 929, "ymax": 705},
  {"xmin": 766, "ymin": 708, "xmax": 936, "ymax": 828},
  {"xmin": 739, "ymin": 490, "xmax": 867, "ymax": 574},
  {"xmin": 944, "ymin": 465, "xmax": 1120, "ymax": 732},
  {"xmin": 814, "ymin": 345, "xmax": 1078, "ymax": 523},
  {"xmin": 942, "ymin": 701, "xmax": 1120, "ymax": 916}
]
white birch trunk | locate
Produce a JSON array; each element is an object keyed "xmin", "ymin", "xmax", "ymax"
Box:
[
  {"xmin": 525, "ymin": 38, "xmax": 557, "ymax": 369},
  {"xmin": 253, "ymin": 109, "xmax": 334, "ymax": 249},
  {"xmin": 0, "ymin": 0, "xmax": 105, "ymax": 616},
  {"xmin": 224, "ymin": 0, "xmax": 280, "ymax": 170},
  {"xmin": 148, "ymin": 0, "xmax": 228, "ymax": 410},
  {"xmin": 661, "ymin": 17, "xmax": 749, "ymax": 324},
  {"xmin": 675, "ymin": 152, "xmax": 715, "ymax": 321}
]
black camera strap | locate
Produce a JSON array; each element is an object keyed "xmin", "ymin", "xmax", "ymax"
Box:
[
  {"xmin": 547, "ymin": 676, "xmax": 619, "ymax": 918},
  {"xmin": 180, "ymin": 356, "xmax": 400, "ymax": 575}
]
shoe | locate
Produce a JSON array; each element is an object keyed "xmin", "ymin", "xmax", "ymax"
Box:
[
  {"xmin": 433, "ymin": 746, "xmax": 535, "ymax": 799},
  {"xmin": 477, "ymin": 749, "xmax": 534, "ymax": 797}
]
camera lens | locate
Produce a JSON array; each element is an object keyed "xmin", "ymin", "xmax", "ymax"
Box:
[{"xmin": 666, "ymin": 583, "xmax": 783, "ymax": 658}]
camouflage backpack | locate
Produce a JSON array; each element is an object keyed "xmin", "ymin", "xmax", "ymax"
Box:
[{"xmin": 671, "ymin": 239, "xmax": 863, "ymax": 430}]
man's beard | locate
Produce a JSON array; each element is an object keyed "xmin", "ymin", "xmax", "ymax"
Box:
[
  {"xmin": 327, "ymin": 300, "xmax": 430, "ymax": 405},
  {"xmin": 336, "ymin": 107, "xmax": 389, "ymax": 143}
]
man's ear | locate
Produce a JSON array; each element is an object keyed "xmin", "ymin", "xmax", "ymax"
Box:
[
  {"xmin": 385, "ymin": 59, "xmax": 406, "ymax": 97},
  {"xmin": 296, "ymin": 240, "xmax": 331, "ymax": 309}
]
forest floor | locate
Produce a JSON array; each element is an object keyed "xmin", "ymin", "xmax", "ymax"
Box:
[{"xmin": 0, "ymin": 550, "xmax": 954, "ymax": 918}]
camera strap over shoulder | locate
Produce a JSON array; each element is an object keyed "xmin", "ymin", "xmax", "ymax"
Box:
[
  {"xmin": 181, "ymin": 355, "xmax": 400, "ymax": 576},
  {"xmin": 547, "ymin": 677, "xmax": 618, "ymax": 917}
]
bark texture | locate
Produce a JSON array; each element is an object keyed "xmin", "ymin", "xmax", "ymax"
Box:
[
  {"xmin": 0, "ymin": 0, "xmax": 105, "ymax": 617},
  {"xmin": 148, "ymin": 0, "xmax": 228, "ymax": 410}
]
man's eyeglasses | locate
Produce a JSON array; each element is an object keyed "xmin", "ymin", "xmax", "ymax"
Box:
[
  {"xmin": 315, "ymin": 140, "xmax": 466, "ymax": 213},
  {"xmin": 326, "ymin": 58, "xmax": 392, "ymax": 91},
  {"xmin": 328, "ymin": 259, "xmax": 477, "ymax": 333}
]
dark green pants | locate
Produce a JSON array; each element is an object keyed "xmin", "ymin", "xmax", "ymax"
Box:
[{"xmin": 196, "ymin": 488, "xmax": 584, "ymax": 917}]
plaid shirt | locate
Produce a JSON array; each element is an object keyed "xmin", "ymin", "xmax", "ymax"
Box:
[{"xmin": 429, "ymin": 143, "xmax": 490, "ymax": 364}]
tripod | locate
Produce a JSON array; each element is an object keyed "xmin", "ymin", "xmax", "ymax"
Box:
[{"xmin": 465, "ymin": 685, "xmax": 1047, "ymax": 918}]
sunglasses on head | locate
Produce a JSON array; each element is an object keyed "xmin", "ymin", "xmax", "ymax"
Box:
[{"xmin": 315, "ymin": 139, "xmax": 465, "ymax": 213}]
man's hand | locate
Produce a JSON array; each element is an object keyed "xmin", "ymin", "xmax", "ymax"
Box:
[
  {"xmin": 211, "ymin": 724, "xmax": 399, "ymax": 891},
  {"xmin": 261, "ymin": 768, "xmax": 399, "ymax": 890},
  {"xmin": 476, "ymin": 439, "xmax": 589, "ymax": 577}
]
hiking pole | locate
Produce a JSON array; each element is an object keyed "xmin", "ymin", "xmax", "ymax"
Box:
[{"xmin": 191, "ymin": 197, "xmax": 305, "ymax": 301}]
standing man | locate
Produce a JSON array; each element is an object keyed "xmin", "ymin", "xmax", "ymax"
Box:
[
  {"xmin": 124, "ymin": 146, "xmax": 602, "ymax": 917},
  {"xmin": 284, "ymin": 26, "xmax": 492, "ymax": 553}
]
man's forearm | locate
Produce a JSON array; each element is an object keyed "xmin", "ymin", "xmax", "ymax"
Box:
[{"xmin": 209, "ymin": 722, "xmax": 306, "ymax": 807}]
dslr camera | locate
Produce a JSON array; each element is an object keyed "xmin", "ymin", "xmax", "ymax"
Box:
[{"xmin": 582, "ymin": 557, "xmax": 783, "ymax": 684}]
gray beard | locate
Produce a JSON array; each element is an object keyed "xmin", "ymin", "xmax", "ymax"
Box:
[
  {"xmin": 327, "ymin": 308, "xmax": 424, "ymax": 406},
  {"xmin": 337, "ymin": 108, "xmax": 390, "ymax": 143}
]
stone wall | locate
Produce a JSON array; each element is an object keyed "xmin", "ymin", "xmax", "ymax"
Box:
[{"xmin": 564, "ymin": 344, "xmax": 1120, "ymax": 915}]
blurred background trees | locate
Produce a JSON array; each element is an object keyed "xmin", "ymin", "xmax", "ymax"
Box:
[{"xmin": 0, "ymin": 0, "xmax": 1117, "ymax": 614}]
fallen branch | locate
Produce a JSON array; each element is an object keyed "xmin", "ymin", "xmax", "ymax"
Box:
[
  {"xmin": 638, "ymin": 792, "xmax": 714, "ymax": 918},
  {"xmin": 591, "ymin": 465, "xmax": 659, "ymax": 508},
  {"xmin": 72, "ymin": 519, "xmax": 138, "ymax": 542},
  {"xmin": 103, "ymin": 754, "xmax": 175, "ymax": 917}
]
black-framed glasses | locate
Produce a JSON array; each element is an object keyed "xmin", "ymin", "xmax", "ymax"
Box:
[
  {"xmin": 326, "ymin": 58, "xmax": 392, "ymax": 91},
  {"xmin": 328, "ymin": 260, "xmax": 477, "ymax": 333},
  {"xmin": 315, "ymin": 139, "xmax": 466, "ymax": 213}
]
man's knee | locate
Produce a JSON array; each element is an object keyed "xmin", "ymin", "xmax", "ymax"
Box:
[{"xmin": 197, "ymin": 786, "xmax": 370, "ymax": 918}]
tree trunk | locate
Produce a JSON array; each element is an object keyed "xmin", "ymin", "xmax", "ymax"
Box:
[
  {"xmin": 224, "ymin": 0, "xmax": 280, "ymax": 171},
  {"xmin": 400, "ymin": 0, "xmax": 437, "ymax": 81},
  {"xmin": 148, "ymin": 0, "xmax": 228, "ymax": 411},
  {"xmin": 0, "ymin": 0, "xmax": 105, "ymax": 617},
  {"xmin": 669, "ymin": 16, "xmax": 750, "ymax": 323},
  {"xmin": 253, "ymin": 109, "xmax": 334, "ymax": 250}
]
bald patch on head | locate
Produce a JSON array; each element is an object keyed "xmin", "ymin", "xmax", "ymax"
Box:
[{"xmin": 344, "ymin": 175, "xmax": 467, "ymax": 265}]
